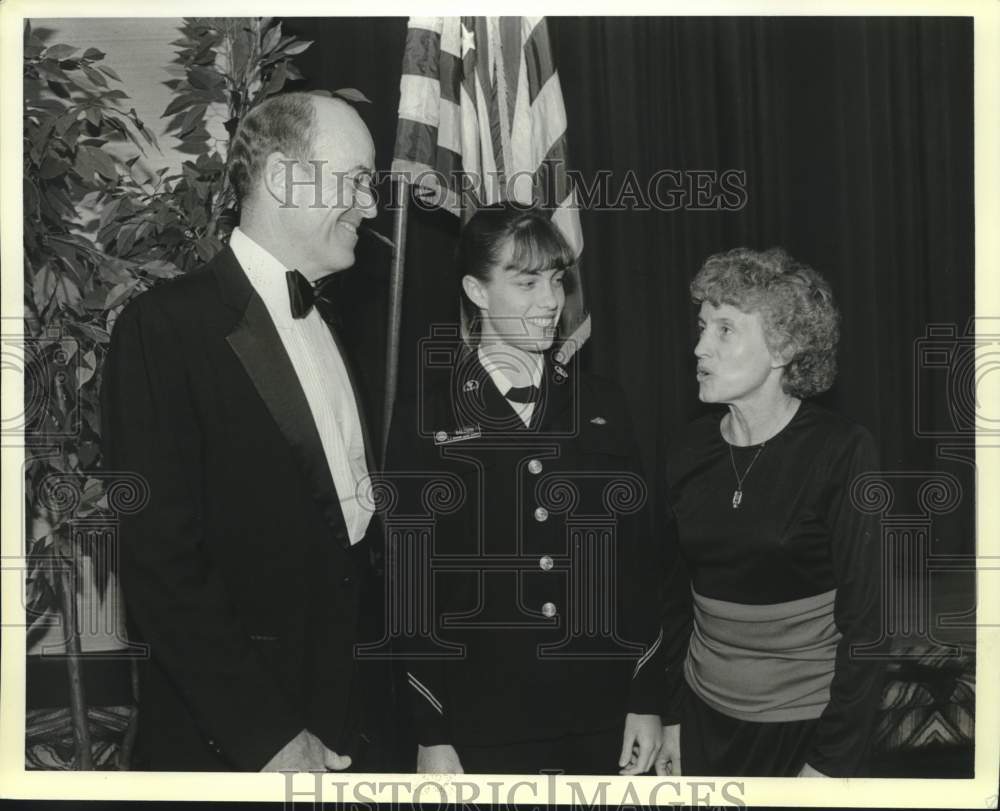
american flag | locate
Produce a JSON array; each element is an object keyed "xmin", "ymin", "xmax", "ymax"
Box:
[{"xmin": 392, "ymin": 16, "xmax": 590, "ymax": 360}]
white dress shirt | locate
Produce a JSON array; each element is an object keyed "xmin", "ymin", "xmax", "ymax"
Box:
[
  {"xmin": 229, "ymin": 227, "xmax": 372, "ymax": 544},
  {"xmin": 478, "ymin": 345, "xmax": 543, "ymax": 428}
]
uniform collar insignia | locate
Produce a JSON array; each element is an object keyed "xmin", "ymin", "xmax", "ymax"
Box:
[
  {"xmin": 590, "ymin": 416, "xmax": 607, "ymax": 425},
  {"xmin": 463, "ymin": 379, "xmax": 479, "ymax": 393}
]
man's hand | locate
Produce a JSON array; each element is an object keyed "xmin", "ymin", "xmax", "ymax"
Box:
[
  {"xmin": 654, "ymin": 723, "xmax": 681, "ymax": 776},
  {"xmin": 260, "ymin": 729, "xmax": 352, "ymax": 772},
  {"xmin": 797, "ymin": 762, "xmax": 829, "ymax": 777},
  {"xmin": 416, "ymin": 743, "xmax": 464, "ymax": 774},
  {"xmin": 618, "ymin": 713, "xmax": 662, "ymax": 775}
]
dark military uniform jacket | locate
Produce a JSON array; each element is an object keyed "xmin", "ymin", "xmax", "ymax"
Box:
[{"xmin": 386, "ymin": 347, "xmax": 665, "ymax": 749}]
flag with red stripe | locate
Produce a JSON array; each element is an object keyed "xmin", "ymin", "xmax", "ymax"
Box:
[{"xmin": 392, "ymin": 16, "xmax": 590, "ymax": 360}]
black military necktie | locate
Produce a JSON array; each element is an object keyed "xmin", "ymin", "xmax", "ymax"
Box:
[
  {"xmin": 286, "ymin": 269, "xmax": 337, "ymax": 321},
  {"xmin": 505, "ymin": 384, "xmax": 540, "ymax": 404}
]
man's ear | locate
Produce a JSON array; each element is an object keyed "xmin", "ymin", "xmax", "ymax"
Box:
[
  {"xmin": 262, "ymin": 151, "xmax": 295, "ymax": 207},
  {"xmin": 462, "ymin": 275, "xmax": 489, "ymax": 311}
]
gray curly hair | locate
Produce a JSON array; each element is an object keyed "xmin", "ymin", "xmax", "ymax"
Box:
[{"xmin": 690, "ymin": 247, "xmax": 840, "ymax": 399}]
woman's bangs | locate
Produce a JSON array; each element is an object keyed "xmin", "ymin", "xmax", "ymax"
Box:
[{"xmin": 507, "ymin": 220, "xmax": 575, "ymax": 273}]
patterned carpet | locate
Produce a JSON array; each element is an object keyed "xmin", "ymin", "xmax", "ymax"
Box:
[
  {"xmin": 873, "ymin": 643, "xmax": 975, "ymax": 754},
  {"xmin": 25, "ymin": 705, "xmax": 132, "ymax": 770}
]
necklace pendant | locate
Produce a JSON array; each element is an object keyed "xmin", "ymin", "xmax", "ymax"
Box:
[{"xmin": 732, "ymin": 489, "xmax": 743, "ymax": 509}]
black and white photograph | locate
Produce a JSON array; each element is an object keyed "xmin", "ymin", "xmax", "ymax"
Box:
[{"xmin": 1, "ymin": 1, "xmax": 997, "ymax": 807}]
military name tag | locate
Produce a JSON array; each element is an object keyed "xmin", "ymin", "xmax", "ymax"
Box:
[{"xmin": 433, "ymin": 425, "xmax": 483, "ymax": 445}]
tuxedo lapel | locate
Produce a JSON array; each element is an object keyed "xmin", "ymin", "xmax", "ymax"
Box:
[{"xmin": 215, "ymin": 251, "xmax": 351, "ymax": 546}]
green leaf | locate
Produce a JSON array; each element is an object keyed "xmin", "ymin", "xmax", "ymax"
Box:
[
  {"xmin": 24, "ymin": 178, "xmax": 40, "ymax": 217},
  {"xmin": 194, "ymin": 236, "xmax": 220, "ymax": 262},
  {"xmin": 188, "ymin": 66, "xmax": 223, "ymax": 90},
  {"xmin": 261, "ymin": 22, "xmax": 282, "ymax": 55},
  {"xmin": 135, "ymin": 220, "xmax": 155, "ymax": 244},
  {"xmin": 84, "ymin": 106, "xmax": 102, "ymax": 128},
  {"xmin": 33, "ymin": 263, "xmax": 57, "ymax": 314},
  {"xmin": 83, "ymin": 145, "xmax": 118, "ymax": 180},
  {"xmin": 75, "ymin": 322, "xmax": 112, "ymax": 345},
  {"xmin": 73, "ymin": 147, "xmax": 97, "ymax": 181},
  {"xmin": 82, "ymin": 65, "xmax": 108, "ymax": 88},
  {"xmin": 83, "ymin": 47, "xmax": 106, "ymax": 60},
  {"xmin": 104, "ymin": 280, "xmax": 137, "ymax": 310},
  {"xmin": 281, "ymin": 40, "xmax": 312, "ymax": 56},
  {"xmin": 53, "ymin": 273, "xmax": 83, "ymax": 312},
  {"xmin": 261, "ymin": 62, "xmax": 288, "ymax": 99},
  {"xmin": 54, "ymin": 110, "xmax": 77, "ymax": 136},
  {"xmin": 334, "ymin": 88, "xmax": 372, "ymax": 104},
  {"xmin": 82, "ymin": 287, "xmax": 108, "ymax": 310},
  {"xmin": 47, "ymin": 80, "xmax": 71, "ymax": 100},
  {"xmin": 116, "ymin": 222, "xmax": 139, "ymax": 255},
  {"xmin": 39, "ymin": 155, "xmax": 69, "ymax": 179},
  {"xmin": 179, "ymin": 103, "xmax": 208, "ymax": 136},
  {"xmin": 77, "ymin": 349, "xmax": 96, "ymax": 387},
  {"xmin": 163, "ymin": 91, "xmax": 201, "ymax": 118},
  {"xmin": 45, "ymin": 44, "xmax": 79, "ymax": 61},
  {"xmin": 142, "ymin": 259, "xmax": 182, "ymax": 279},
  {"xmin": 38, "ymin": 59, "xmax": 71, "ymax": 81},
  {"xmin": 98, "ymin": 195, "xmax": 124, "ymax": 230},
  {"xmin": 98, "ymin": 65, "xmax": 121, "ymax": 82}
]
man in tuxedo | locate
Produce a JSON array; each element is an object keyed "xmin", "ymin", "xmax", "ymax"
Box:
[{"xmin": 101, "ymin": 93, "xmax": 381, "ymax": 771}]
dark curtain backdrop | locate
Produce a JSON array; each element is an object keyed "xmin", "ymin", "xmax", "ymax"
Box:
[{"xmin": 285, "ymin": 17, "xmax": 974, "ymax": 556}]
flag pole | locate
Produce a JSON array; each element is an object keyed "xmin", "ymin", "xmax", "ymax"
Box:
[{"xmin": 381, "ymin": 175, "xmax": 409, "ymax": 466}]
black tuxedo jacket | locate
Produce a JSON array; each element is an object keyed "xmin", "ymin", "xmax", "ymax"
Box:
[
  {"xmin": 386, "ymin": 349, "xmax": 666, "ymax": 750},
  {"xmin": 101, "ymin": 247, "xmax": 382, "ymax": 771}
]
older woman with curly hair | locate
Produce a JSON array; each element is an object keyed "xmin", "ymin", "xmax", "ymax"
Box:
[{"xmin": 653, "ymin": 247, "xmax": 884, "ymax": 778}]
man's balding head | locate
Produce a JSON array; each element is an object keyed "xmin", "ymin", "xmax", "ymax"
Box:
[{"xmin": 229, "ymin": 93, "xmax": 377, "ymax": 278}]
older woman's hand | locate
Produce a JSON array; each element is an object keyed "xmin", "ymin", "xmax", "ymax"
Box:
[{"xmin": 654, "ymin": 724, "xmax": 681, "ymax": 776}]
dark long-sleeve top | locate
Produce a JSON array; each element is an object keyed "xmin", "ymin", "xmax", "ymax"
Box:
[{"xmin": 662, "ymin": 400, "xmax": 885, "ymax": 776}]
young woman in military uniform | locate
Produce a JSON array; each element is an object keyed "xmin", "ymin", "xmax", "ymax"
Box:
[{"xmin": 387, "ymin": 203, "xmax": 666, "ymax": 775}]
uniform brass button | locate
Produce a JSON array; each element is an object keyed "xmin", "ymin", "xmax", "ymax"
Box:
[
  {"xmin": 539, "ymin": 555, "xmax": 554, "ymax": 571},
  {"xmin": 541, "ymin": 601, "xmax": 557, "ymax": 618},
  {"xmin": 533, "ymin": 506, "xmax": 549, "ymax": 522},
  {"xmin": 528, "ymin": 459, "xmax": 543, "ymax": 475},
  {"xmin": 435, "ymin": 431, "xmax": 448, "ymax": 443}
]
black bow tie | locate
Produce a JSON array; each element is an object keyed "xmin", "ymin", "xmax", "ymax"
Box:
[
  {"xmin": 286, "ymin": 270, "xmax": 336, "ymax": 320},
  {"xmin": 505, "ymin": 384, "xmax": 540, "ymax": 404}
]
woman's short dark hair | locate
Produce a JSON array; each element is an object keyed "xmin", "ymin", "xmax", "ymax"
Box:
[
  {"xmin": 690, "ymin": 247, "xmax": 840, "ymax": 399},
  {"xmin": 457, "ymin": 202, "xmax": 576, "ymax": 327},
  {"xmin": 228, "ymin": 93, "xmax": 317, "ymax": 207}
]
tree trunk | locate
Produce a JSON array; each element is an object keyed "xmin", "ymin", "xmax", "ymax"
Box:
[
  {"xmin": 58, "ymin": 564, "xmax": 93, "ymax": 770},
  {"xmin": 118, "ymin": 657, "xmax": 140, "ymax": 769}
]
